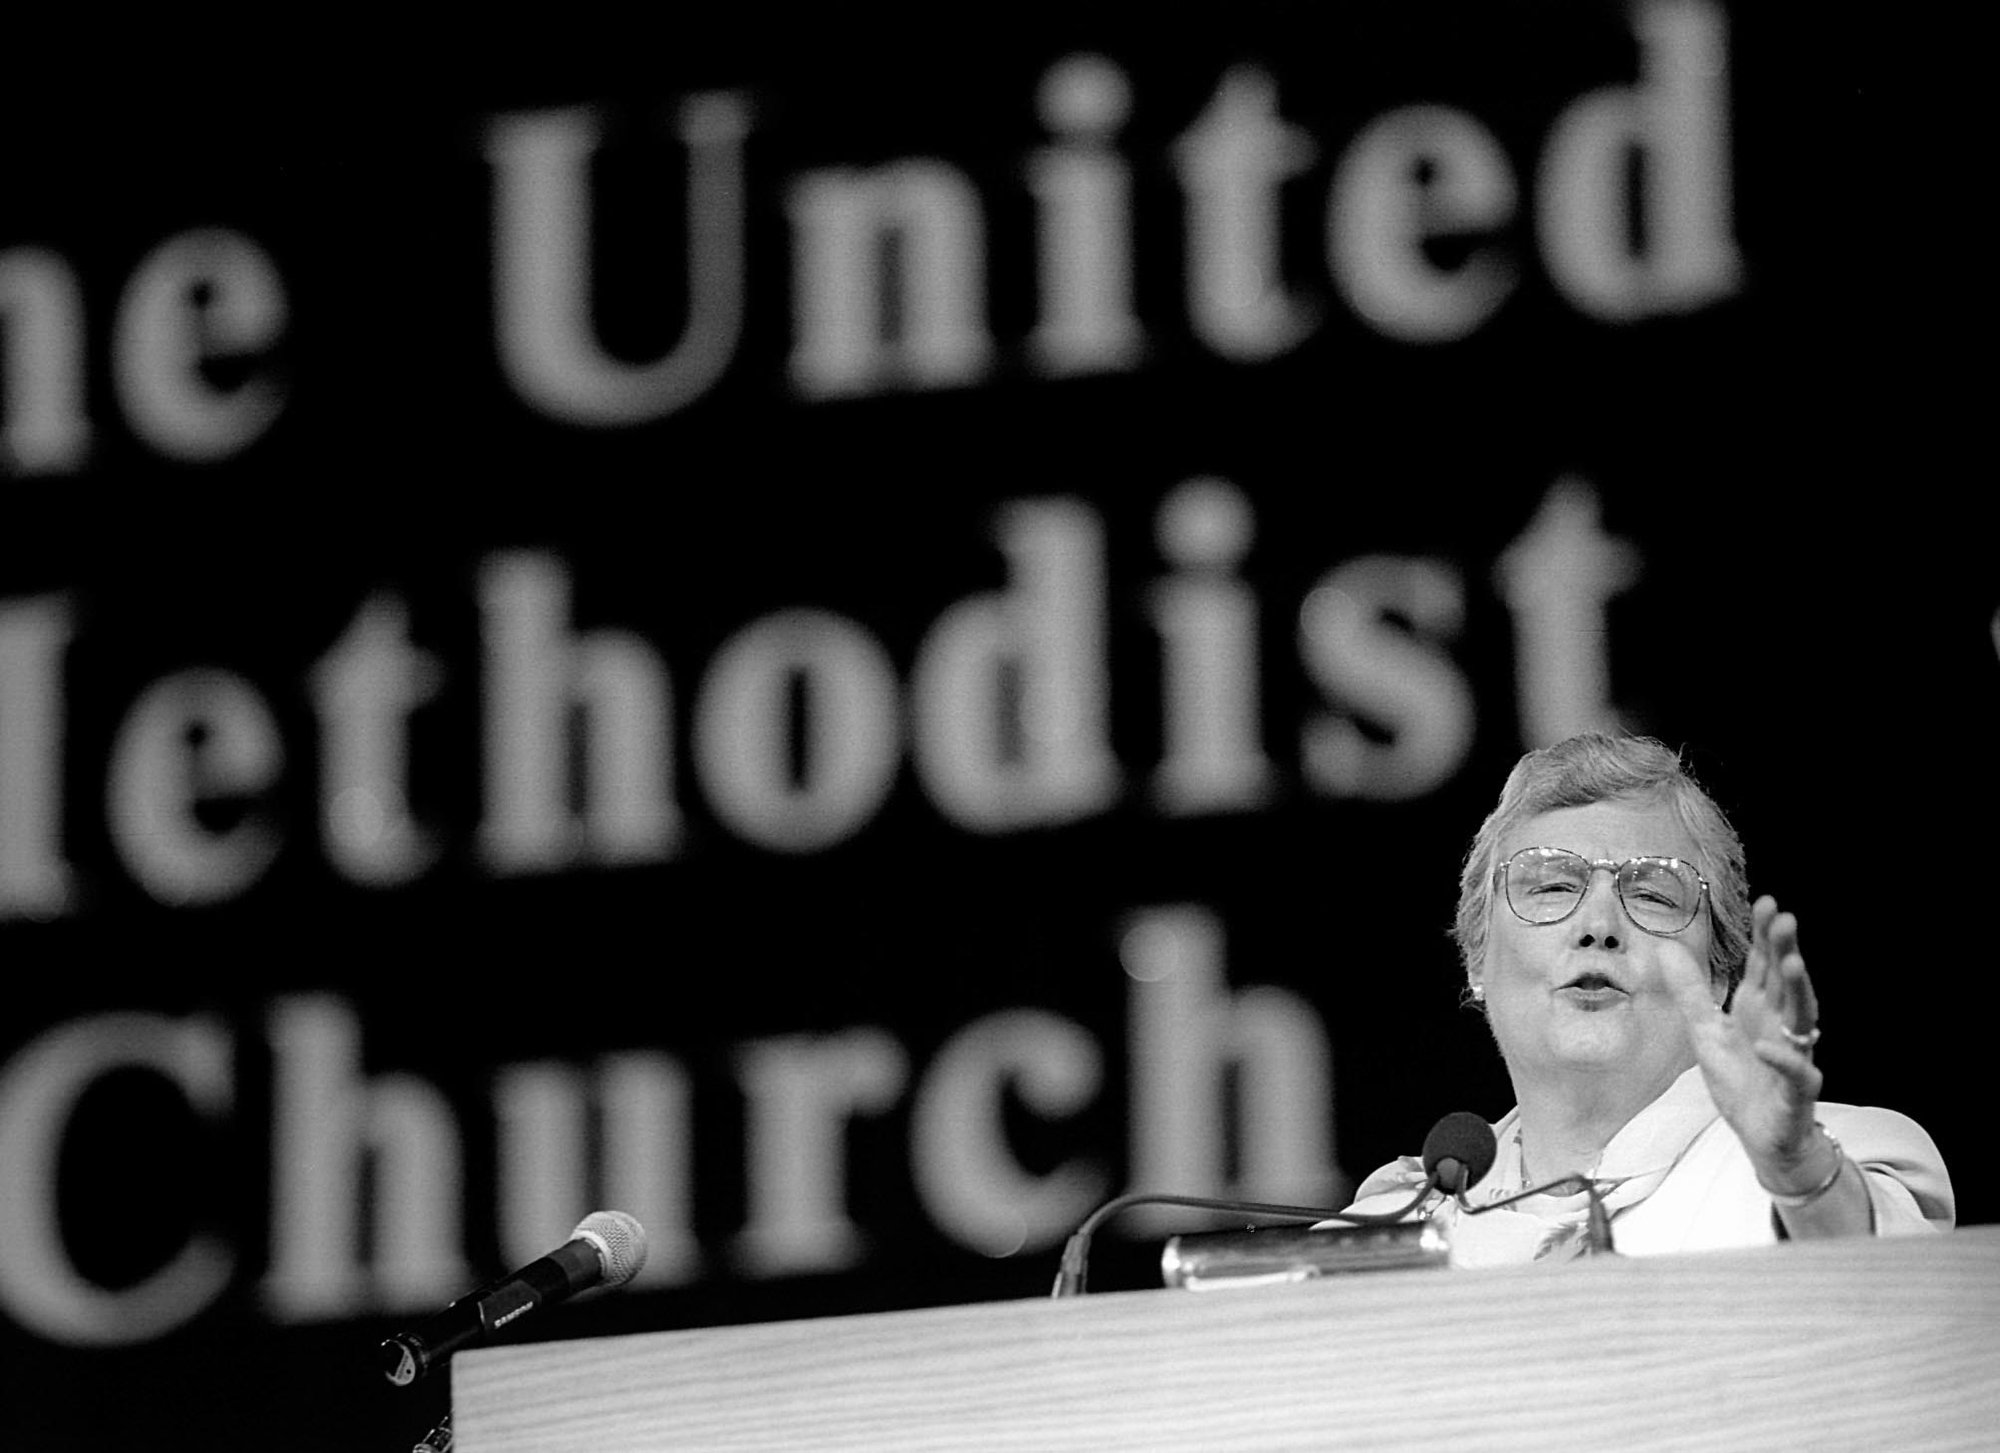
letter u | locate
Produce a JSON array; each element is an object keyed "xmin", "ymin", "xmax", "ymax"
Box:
[{"xmin": 487, "ymin": 94, "xmax": 751, "ymax": 423}]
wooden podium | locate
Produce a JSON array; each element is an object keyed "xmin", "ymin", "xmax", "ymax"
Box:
[{"xmin": 454, "ymin": 1226, "xmax": 2000, "ymax": 1451}]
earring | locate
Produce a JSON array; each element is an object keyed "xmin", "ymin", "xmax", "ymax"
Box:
[{"xmin": 1468, "ymin": 983, "xmax": 1486, "ymax": 1003}]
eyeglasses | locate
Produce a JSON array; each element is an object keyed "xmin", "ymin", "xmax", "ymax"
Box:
[{"xmin": 1496, "ymin": 847, "xmax": 1709, "ymax": 936}]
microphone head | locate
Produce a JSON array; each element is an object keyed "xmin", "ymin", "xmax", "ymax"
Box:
[
  {"xmin": 1421, "ymin": 1111, "xmax": 1497, "ymax": 1191},
  {"xmin": 571, "ymin": 1210, "xmax": 648, "ymax": 1288}
]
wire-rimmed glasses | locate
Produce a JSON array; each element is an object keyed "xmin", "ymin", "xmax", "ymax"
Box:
[{"xmin": 1496, "ymin": 846, "xmax": 1709, "ymax": 936}]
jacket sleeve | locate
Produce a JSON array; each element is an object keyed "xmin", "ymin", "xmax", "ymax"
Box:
[{"xmin": 1819, "ymin": 1103, "xmax": 1955, "ymax": 1234}]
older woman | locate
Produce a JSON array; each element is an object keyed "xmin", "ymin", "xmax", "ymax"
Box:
[{"xmin": 1340, "ymin": 733, "xmax": 1953, "ymax": 1266}]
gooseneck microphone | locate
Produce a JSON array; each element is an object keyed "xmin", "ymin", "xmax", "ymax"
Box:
[
  {"xmin": 379, "ymin": 1210, "xmax": 648, "ymax": 1386},
  {"xmin": 1052, "ymin": 1112, "xmax": 1499, "ymax": 1297},
  {"xmin": 1422, "ymin": 1111, "xmax": 1499, "ymax": 1195}
]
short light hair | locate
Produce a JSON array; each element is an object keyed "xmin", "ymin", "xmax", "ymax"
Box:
[{"xmin": 1454, "ymin": 733, "xmax": 1751, "ymax": 998}]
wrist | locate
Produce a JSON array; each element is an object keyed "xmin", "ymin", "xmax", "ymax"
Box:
[{"xmin": 1757, "ymin": 1123, "xmax": 1846, "ymax": 1206}]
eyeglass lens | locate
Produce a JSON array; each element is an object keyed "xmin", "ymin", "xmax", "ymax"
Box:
[{"xmin": 1505, "ymin": 849, "xmax": 1702, "ymax": 933}]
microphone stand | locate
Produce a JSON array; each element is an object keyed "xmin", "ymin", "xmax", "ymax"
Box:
[{"xmin": 411, "ymin": 1412, "xmax": 453, "ymax": 1453}]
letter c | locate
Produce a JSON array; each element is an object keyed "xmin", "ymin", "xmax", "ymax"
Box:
[{"xmin": 0, "ymin": 1012, "xmax": 234, "ymax": 1344}]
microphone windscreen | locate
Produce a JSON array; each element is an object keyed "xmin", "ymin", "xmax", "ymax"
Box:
[
  {"xmin": 1421, "ymin": 1112, "xmax": 1497, "ymax": 1187},
  {"xmin": 573, "ymin": 1210, "xmax": 648, "ymax": 1288}
]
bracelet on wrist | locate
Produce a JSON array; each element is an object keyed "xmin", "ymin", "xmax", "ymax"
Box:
[{"xmin": 1761, "ymin": 1124, "xmax": 1847, "ymax": 1208}]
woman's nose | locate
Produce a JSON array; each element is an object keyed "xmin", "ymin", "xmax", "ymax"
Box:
[{"xmin": 1571, "ymin": 874, "xmax": 1626, "ymax": 948}]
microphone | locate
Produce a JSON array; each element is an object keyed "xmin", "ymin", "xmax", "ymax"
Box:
[
  {"xmin": 1422, "ymin": 1111, "xmax": 1498, "ymax": 1196},
  {"xmin": 1051, "ymin": 1112, "xmax": 1495, "ymax": 1297},
  {"xmin": 379, "ymin": 1210, "xmax": 648, "ymax": 1386}
]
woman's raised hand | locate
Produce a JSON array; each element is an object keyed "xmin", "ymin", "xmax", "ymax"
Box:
[{"xmin": 1663, "ymin": 895, "xmax": 1825, "ymax": 1180}]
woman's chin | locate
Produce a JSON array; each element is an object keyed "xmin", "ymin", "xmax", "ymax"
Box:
[{"xmin": 1534, "ymin": 1019, "xmax": 1639, "ymax": 1068}]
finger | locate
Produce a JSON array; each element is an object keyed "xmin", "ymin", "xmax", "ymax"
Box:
[
  {"xmin": 1744, "ymin": 895, "xmax": 1779, "ymax": 992},
  {"xmin": 1737, "ymin": 908, "xmax": 1796, "ymax": 1020},
  {"xmin": 1765, "ymin": 907, "xmax": 1801, "ymax": 970},
  {"xmin": 1775, "ymin": 940, "xmax": 1819, "ymax": 1036},
  {"xmin": 1755, "ymin": 906, "xmax": 1815, "ymax": 1026}
]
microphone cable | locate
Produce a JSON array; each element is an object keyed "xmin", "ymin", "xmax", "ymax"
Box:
[{"xmin": 1453, "ymin": 1173, "xmax": 1620, "ymax": 1253}]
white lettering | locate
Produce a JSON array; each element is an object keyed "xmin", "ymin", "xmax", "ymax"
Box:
[
  {"xmin": 1173, "ymin": 68, "xmax": 1319, "ymax": 361},
  {"xmin": 1123, "ymin": 905, "xmax": 1340, "ymax": 1231},
  {"xmin": 788, "ymin": 161, "xmax": 994, "ymax": 396},
  {"xmin": 263, "ymin": 997, "xmax": 467, "ymax": 1317},
  {"xmin": 495, "ymin": 1055, "xmax": 702, "ymax": 1287},
  {"xmin": 0, "ymin": 248, "xmax": 90, "ymax": 473},
  {"xmin": 488, "ymin": 96, "xmax": 751, "ymax": 423},
  {"xmin": 1299, "ymin": 556, "xmax": 1473, "ymax": 799},
  {"xmin": 478, "ymin": 552, "xmax": 679, "ymax": 873},
  {"xmin": 0, "ymin": 595, "xmax": 74, "ymax": 918},
  {"xmin": 695, "ymin": 609, "xmax": 901, "ymax": 852},
  {"xmin": 913, "ymin": 500, "xmax": 1121, "ymax": 830},
  {"xmin": 112, "ymin": 229, "xmax": 288, "ymax": 461},
  {"xmin": 1149, "ymin": 478, "xmax": 1275, "ymax": 813},
  {"xmin": 732, "ymin": 1030, "xmax": 907, "ymax": 1275},
  {"xmin": 1331, "ymin": 106, "xmax": 1518, "ymax": 341},
  {"xmin": 106, "ymin": 668, "xmax": 286, "ymax": 905},
  {"xmin": 598, "ymin": 1053, "xmax": 703, "ymax": 1286},
  {"xmin": 1027, "ymin": 54, "xmax": 1145, "ymax": 376},
  {"xmin": 1538, "ymin": 0, "xmax": 1742, "ymax": 320},
  {"xmin": 311, "ymin": 594, "xmax": 442, "ymax": 887},
  {"xmin": 1494, "ymin": 478, "xmax": 1639, "ymax": 746},
  {"xmin": 0, "ymin": 1012, "xmax": 233, "ymax": 1344},
  {"xmin": 911, "ymin": 1009, "xmax": 1106, "ymax": 1258}
]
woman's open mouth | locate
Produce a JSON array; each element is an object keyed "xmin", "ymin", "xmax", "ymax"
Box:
[{"xmin": 1557, "ymin": 972, "xmax": 1626, "ymax": 1006}]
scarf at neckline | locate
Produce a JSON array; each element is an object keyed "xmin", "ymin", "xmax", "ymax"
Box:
[{"xmin": 1420, "ymin": 1065, "xmax": 1724, "ymax": 1266}]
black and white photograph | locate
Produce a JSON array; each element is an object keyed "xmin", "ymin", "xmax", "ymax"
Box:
[{"xmin": 3, "ymin": 7, "xmax": 1990, "ymax": 1449}]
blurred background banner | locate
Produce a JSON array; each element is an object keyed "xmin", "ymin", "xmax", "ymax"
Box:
[{"xmin": 2, "ymin": 7, "xmax": 1987, "ymax": 1450}]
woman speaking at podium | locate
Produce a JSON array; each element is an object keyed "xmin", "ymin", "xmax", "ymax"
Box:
[{"xmin": 1339, "ymin": 733, "xmax": 1953, "ymax": 1267}]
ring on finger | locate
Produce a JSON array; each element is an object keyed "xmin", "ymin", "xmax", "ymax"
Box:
[{"xmin": 1780, "ymin": 1024, "xmax": 1821, "ymax": 1052}]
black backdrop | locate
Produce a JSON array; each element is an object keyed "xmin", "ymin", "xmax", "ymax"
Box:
[{"xmin": 3, "ymin": 9, "xmax": 1989, "ymax": 1451}]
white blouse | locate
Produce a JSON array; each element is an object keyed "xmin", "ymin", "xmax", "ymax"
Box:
[{"xmin": 1334, "ymin": 1065, "xmax": 1954, "ymax": 1268}]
